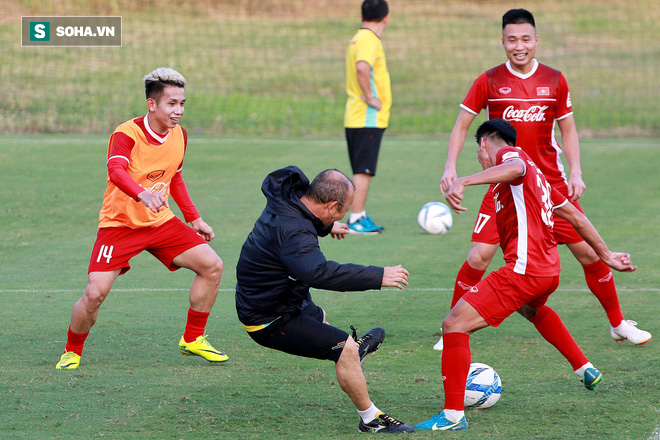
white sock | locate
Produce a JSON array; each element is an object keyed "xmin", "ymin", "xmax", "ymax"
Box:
[
  {"xmin": 574, "ymin": 361, "xmax": 594, "ymax": 379},
  {"xmin": 350, "ymin": 211, "xmax": 366, "ymax": 224},
  {"xmin": 358, "ymin": 403, "xmax": 381, "ymax": 423},
  {"xmin": 443, "ymin": 409, "xmax": 464, "ymax": 422}
]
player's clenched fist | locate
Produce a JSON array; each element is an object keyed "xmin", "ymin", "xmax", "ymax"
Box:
[{"xmin": 382, "ymin": 265, "xmax": 410, "ymax": 290}]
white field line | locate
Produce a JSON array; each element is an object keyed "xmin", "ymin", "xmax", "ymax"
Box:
[{"xmin": 1, "ymin": 287, "xmax": 659, "ymax": 294}]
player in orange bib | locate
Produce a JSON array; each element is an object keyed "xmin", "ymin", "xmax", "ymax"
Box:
[{"xmin": 56, "ymin": 68, "xmax": 228, "ymax": 370}]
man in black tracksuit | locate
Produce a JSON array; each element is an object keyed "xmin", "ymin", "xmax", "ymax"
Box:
[{"xmin": 235, "ymin": 166, "xmax": 414, "ymax": 434}]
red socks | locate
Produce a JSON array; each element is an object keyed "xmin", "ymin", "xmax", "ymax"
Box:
[
  {"xmin": 451, "ymin": 261, "xmax": 486, "ymax": 309},
  {"xmin": 183, "ymin": 308, "xmax": 210, "ymax": 343},
  {"xmin": 65, "ymin": 326, "xmax": 89, "ymax": 356},
  {"xmin": 527, "ymin": 305, "xmax": 588, "ymax": 370},
  {"xmin": 583, "ymin": 260, "xmax": 624, "ymax": 327},
  {"xmin": 441, "ymin": 332, "xmax": 471, "ymax": 411},
  {"xmin": 64, "ymin": 308, "xmax": 210, "ymax": 355}
]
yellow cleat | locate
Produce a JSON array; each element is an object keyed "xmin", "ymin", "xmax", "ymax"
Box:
[
  {"xmin": 55, "ymin": 351, "xmax": 81, "ymax": 370},
  {"xmin": 179, "ymin": 335, "xmax": 228, "ymax": 363}
]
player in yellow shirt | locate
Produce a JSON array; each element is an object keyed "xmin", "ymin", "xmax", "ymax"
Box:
[
  {"xmin": 344, "ymin": 0, "xmax": 391, "ymax": 235},
  {"xmin": 56, "ymin": 68, "xmax": 228, "ymax": 370}
]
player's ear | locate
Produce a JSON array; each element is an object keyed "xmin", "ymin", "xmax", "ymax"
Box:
[
  {"xmin": 146, "ymin": 97, "xmax": 157, "ymax": 111},
  {"xmin": 327, "ymin": 200, "xmax": 339, "ymax": 213}
]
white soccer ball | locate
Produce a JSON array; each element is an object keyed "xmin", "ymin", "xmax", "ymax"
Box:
[
  {"xmin": 464, "ymin": 362, "xmax": 502, "ymax": 409},
  {"xmin": 417, "ymin": 202, "xmax": 453, "ymax": 235}
]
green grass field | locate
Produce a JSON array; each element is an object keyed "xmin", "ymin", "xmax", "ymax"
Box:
[
  {"xmin": 3, "ymin": 1, "xmax": 659, "ymax": 136},
  {"xmin": 0, "ymin": 135, "xmax": 658, "ymax": 439}
]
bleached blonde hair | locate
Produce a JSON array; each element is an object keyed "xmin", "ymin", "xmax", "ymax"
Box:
[{"xmin": 143, "ymin": 67, "xmax": 186, "ymax": 99}]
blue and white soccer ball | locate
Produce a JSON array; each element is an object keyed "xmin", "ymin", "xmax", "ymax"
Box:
[
  {"xmin": 465, "ymin": 362, "xmax": 502, "ymax": 408},
  {"xmin": 417, "ymin": 202, "xmax": 453, "ymax": 235}
]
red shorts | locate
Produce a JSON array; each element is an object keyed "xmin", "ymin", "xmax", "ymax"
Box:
[
  {"xmin": 462, "ymin": 266, "xmax": 560, "ymax": 327},
  {"xmin": 88, "ymin": 217, "xmax": 207, "ymax": 275},
  {"xmin": 471, "ymin": 184, "xmax": 585, "ymax": 245}
]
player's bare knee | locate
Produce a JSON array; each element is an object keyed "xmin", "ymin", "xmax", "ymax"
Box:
[
  {"xmin": 466, "ymin": 248, "xmax": 491, "ymax": 271},
  {"xmin": 568, "ymin": 241, "xmax": 600, "ymax": 265},
  {"xmin": 209, "ymin": 256, "xmax": 223, "ymax": 281},
  {"xmin": 339, "ymin": 337, "xmax": 360, "ymax": 364},
  {"xmin": 442, "ymin": 314, "xmax": 459, "ymax": 334},
  {"xmin": 580, "ymin": 248, "xmax": 600, "ymax": 265},
  {"xmin": 199, "ymin": 255, "xmax": 223, "ymax": 283},
  {"xmin": 82, "ymin": 284, "xmax": 109, "ymax": 309}
]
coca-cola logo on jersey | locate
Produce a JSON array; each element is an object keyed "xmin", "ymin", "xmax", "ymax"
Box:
[{"xmin": 503, "ymin": 105, "xmax": 548, "ymax": 122}]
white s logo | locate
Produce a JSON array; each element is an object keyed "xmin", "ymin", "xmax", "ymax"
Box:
[{"xmin": 35, "ymin": 24, "xmax": 46, "ymax": 39}]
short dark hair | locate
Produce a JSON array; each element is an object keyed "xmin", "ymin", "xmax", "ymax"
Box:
[
  {"xmin": 502, "ymin": 8, "xmax": 535, "ymax": 29},
  {"xmin": 362, "ymin": 0, "xmax": 388, "ymax": 22},
  {"xmin": 143, "ymin": 67, "xmax": 186, "ymax": 101},
  {"xmin": 306, "ymin": 169, "xmax": 355, "ymax": 211},
  {"xmin": 475, "ymin": 119, "xmax": 517, "ymax": 146}
]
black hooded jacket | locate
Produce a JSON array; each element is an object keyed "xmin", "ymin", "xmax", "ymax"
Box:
[{"xmin": 235, "ymin": 166, "xmax": 384, "ymax": 326}]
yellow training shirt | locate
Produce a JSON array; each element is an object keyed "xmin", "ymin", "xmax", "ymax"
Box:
[{"xmin": 344, "ymin": 28, "xmax": 392, "ymax": 129}]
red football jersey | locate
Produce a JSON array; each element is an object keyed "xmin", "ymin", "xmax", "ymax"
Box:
[
  {"xmin": 493, "ymin": 146, "xmax": 568, "ymax": 276},
  {"xmin": 462, "ymin": 60, "xmax": 573, "ymax": 186}
]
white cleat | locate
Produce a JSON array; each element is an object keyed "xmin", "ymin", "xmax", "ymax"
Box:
[
  {"xmin": 433, "ymin": 336, "xmax": 443, "ymax": 351},
  {"xmin": 610, "ymin": 320, "xmax": 652, "ymax": 345}
]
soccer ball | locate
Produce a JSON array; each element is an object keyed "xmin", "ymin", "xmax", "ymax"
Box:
[
  {"xmin": 417, "ymin": 202, "xmax": 453, "ymax": 235},
  {"xmin": 464, "ymin": 363, "xmax": 502, "ymax": 409}
]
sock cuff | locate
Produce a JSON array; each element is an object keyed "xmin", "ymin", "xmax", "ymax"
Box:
[
  {"xmin": 442, "ymin": 332, "xmax": 470, "ymax": 348},
  {"xmin": 357, "ymin": 403, "xmax": 380, "ymax": 422},
  {"xmin": 188, "ymin": 308, "xmax": 210, "ymax": 318},
  {"xmin": 527, "ymin": 304, "xmax": 552, "ymax": 323},
  {"xmin": 349, "ymin": 211, "xmax": 366, "ymax": 223},
  {"xmin": 582, "ymin": 259, "xmax": 609, "ymax": 274},
  {"xmin": 67, "ymin": 325, "xmax": 89, "ymax": 338},
  {"xmin": 66, "ymin": 326, "xmax": 89, "ymax": 356},
  {"xmin": 461, "ymin": 260, "xmax": 486, "ymax": 279}
]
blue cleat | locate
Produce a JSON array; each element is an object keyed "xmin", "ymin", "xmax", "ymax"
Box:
[
  {"xmin": 581, "ymin": 367, "xmax": 603, "ymax": 390},
  {"xmin": 348, "ymin": 216, "xmax": 384, "ymax": 235},
  {"xmin": 413, "ymin": 411, "xmax": 468, "ymax": 431},
  {"xmin": 365, "ymin": 216, "xmax": 384, "ymax": 231}
]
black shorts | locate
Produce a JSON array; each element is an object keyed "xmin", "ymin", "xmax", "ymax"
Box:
[
  {"xmin": 346, "ymin": 127, "xmax": 385, "ymax": 176},
  {"xmin": 247, "ymin": 301, "xmax": 349, "ymax": 363}
]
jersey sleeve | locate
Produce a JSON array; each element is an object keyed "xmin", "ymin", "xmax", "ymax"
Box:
[
  {"xmin": 107, "ymin": 131, "xmax": 134, "ymax": 163},
  {"xmin": 496, "ymin": 147, "xmax": 527, "ymax": 185},
  {"xmin": 107, "ymin": 132, "xmax": 144, "ymax": 201},
  {"xmin": 550, "ymin": 186, "xmax": 569, "ymax": 210},
  {"xmin": 280, "ymin": 229, "xmax": 383, "ymax": 291},
  {"xmin": 555, "ymin": 73, "xmax": 573, "ymax": 120},
  {"xmin": 355, "ymin": 36, "xmax": 378, "ymax": 66},
  {"xmin": 170, "ymin": 171, "xmax": 200, "ymax": 223},
  {"xmin": 460, "ymin": 72, "xmax": 488, "ymax": 115},
  {"xmin": 497, "ymin": 147, "xmax": 526, "ymax": 167},
  {"xmin": 169, "ymin": 127, "xmax": 200, "ymax": 222},
  {"xmin": 177, "ymin": 127, "xmax": 188, "ymax": 171}
]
